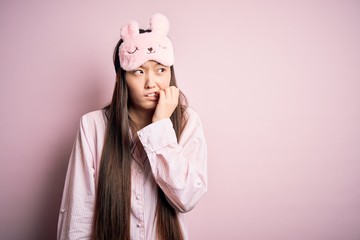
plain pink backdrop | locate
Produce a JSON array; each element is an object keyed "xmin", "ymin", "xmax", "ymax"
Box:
[{"xmin": 1, "ymin": 1, "xmax": 360, "ymax": 239}]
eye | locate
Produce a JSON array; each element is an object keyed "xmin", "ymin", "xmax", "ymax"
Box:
[
  {"xmin": 133, "ymin": 69, "xmax": 144, "ymax": 75},
  {"xmin": 157, "ymin": 67, "xmax": 166, "ymax": 73},
  {"xmin": 159, "ymin": 44, "xmax": 167, "ymax": 49}
]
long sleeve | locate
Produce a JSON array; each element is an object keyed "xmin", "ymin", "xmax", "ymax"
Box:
[
  {"xmin": 137, "ymin": 107, "xmax": 207, "ymax": 213},
  {"xmin": 57, "ymin": 116, "xmax": 96, "ymax": 240}
]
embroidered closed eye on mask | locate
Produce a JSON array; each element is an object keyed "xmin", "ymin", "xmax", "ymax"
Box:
[{"xmin": 119, "ymin": 13, "xmax": 174, "ymax": 71}]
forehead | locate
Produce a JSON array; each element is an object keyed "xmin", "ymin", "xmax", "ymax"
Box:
[{"xmin": 139, "ymin": 60, "xmax": 166, "ymax": 69}]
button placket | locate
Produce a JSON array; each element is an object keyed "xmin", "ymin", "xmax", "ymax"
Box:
[{"xmin": 136, "ymin": 164, "xmax": 145, "ymax": 231}]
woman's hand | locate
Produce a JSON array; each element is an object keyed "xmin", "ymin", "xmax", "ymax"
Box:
[{"xmin": 152, "ymin": 86, "xmax": 179, "ymax": 122}]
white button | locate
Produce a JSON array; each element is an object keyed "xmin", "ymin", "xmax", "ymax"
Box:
[
  {"xmin": 136, "ymin": 195, "xmax": 140, "ymax": 200},
  {"xmin": 137, "ymin": 223, "xmax": 142, "ymax": 228},
  {"xmin": 139, "ymin": 132, "xmax": 143, "ymax": 138},
  {"xmin": 60, "ymin": 209, "xmax": 65, "ymax": 213}
]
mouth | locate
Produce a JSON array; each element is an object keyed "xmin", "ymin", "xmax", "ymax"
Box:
[
  {"xmin": 146, "ymin": 92, "xmax": 157, "ymax": 97},
  {"xmin": 145, "ymin": 92, "xmax": 159, "ymax": 99}
]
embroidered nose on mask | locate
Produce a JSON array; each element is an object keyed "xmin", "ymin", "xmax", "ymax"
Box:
[{"xmin": 147, "ymin": 47, "xmax": 155, "ymax": 54}]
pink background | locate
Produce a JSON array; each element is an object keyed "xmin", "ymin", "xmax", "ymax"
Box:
[{"xmin": 1, "ymin": 1, "xmax": 360, "ymax": 239}]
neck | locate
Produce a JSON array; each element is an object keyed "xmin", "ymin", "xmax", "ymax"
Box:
[{"xmin": 128, "ymin": 107, "xmax": 154, "ymax": 131}]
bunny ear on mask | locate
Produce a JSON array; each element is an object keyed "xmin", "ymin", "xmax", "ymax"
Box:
[
  {"xmin": 150, "ymin": 13, "xmax": 170, "ymax": 35},
  {"xmin": 118, "ymin": 13, "xmax": 174, "ymax": 71},
  {"xmin": 120, "ymin": 20, "xmax": 139, "ymax": 40}
]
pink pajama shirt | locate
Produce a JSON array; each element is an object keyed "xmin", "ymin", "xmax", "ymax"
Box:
[{"xmin": 57, "ymin": 107, "xmax": 207, "ymax": 240}]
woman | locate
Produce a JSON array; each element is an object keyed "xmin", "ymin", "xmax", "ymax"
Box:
[{"xmin": 57, "ymin": 13, "xmax": 207, "ymax": 240}]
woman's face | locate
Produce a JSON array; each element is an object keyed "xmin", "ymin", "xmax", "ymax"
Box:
[{"xmin": 125, "ymin": 60, "xmax": 171, "ymax": 112}]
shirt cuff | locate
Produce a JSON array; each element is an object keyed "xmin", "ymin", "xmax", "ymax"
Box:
[{"xmin": 137, "ymin": 118, "xmax": 177, "ymax": 152}]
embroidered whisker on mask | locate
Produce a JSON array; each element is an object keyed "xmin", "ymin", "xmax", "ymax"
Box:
[{"xmin": 119, "ymin": 13, "xmax": 174, "ymax": 71}]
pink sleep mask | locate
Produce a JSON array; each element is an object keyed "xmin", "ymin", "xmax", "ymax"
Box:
[{"xmin": 119, "ymin": 13, "xmax": 174, "ymax": 71}]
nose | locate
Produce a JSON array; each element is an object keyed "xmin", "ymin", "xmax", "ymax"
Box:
[{"xmin": 145, "ymin": 72, "xmax": 156, "ymax": 89}]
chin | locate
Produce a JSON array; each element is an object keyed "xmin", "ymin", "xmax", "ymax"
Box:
[{"xmin": 142, "ymin": 103, "xmax": 157, "ymax": 111}]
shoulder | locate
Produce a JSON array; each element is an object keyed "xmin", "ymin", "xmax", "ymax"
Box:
[
  {"xmin": 184, "ymin": 106, "xmax": 202, "ymax": 123},
  {"xmin": 179, "ymin": 106, "xmax": 206, "ymax": 145},
  {"xmin": 81, "ymin": 109, "xmax": 106, "ymax": 121},
  {"xmin": 182, "ymin": 106, "xmax": 204, "ymax": 132},
  {"xmin": 79, "ymin": 109, "xmax": 107, "ymax": 133}
]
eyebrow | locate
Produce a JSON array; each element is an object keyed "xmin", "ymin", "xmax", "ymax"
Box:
[{"xmin": 139, "ymin": 62, "xmax": 166, "ymax": 69}]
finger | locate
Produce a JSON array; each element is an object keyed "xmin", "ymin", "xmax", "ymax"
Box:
[
  {"xmin": 170, "ymin": 86, "xmax": 178, "ymax": 97},
  {"xmin": 164, "ymin": 87, "xmax": 172, "ymax": 99},
  {"xmin": 172, "ymin": 86, "xmax": 179, "ymax": 95},
  {"xmin": 170, "ymin": 86, "xmax": 179, "ymax": 101},
  {"xmin": 158, "ymin": 89, "xmax": 165, "ymax": 102},
  {"xmin": 174, "ymin": 88, "xmax": 179, "ymax": 100}
]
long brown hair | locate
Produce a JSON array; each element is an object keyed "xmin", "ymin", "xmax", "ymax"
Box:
[{"xmin": 92, "ymin": 30, "xmax": 188, "ymax": 240}]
